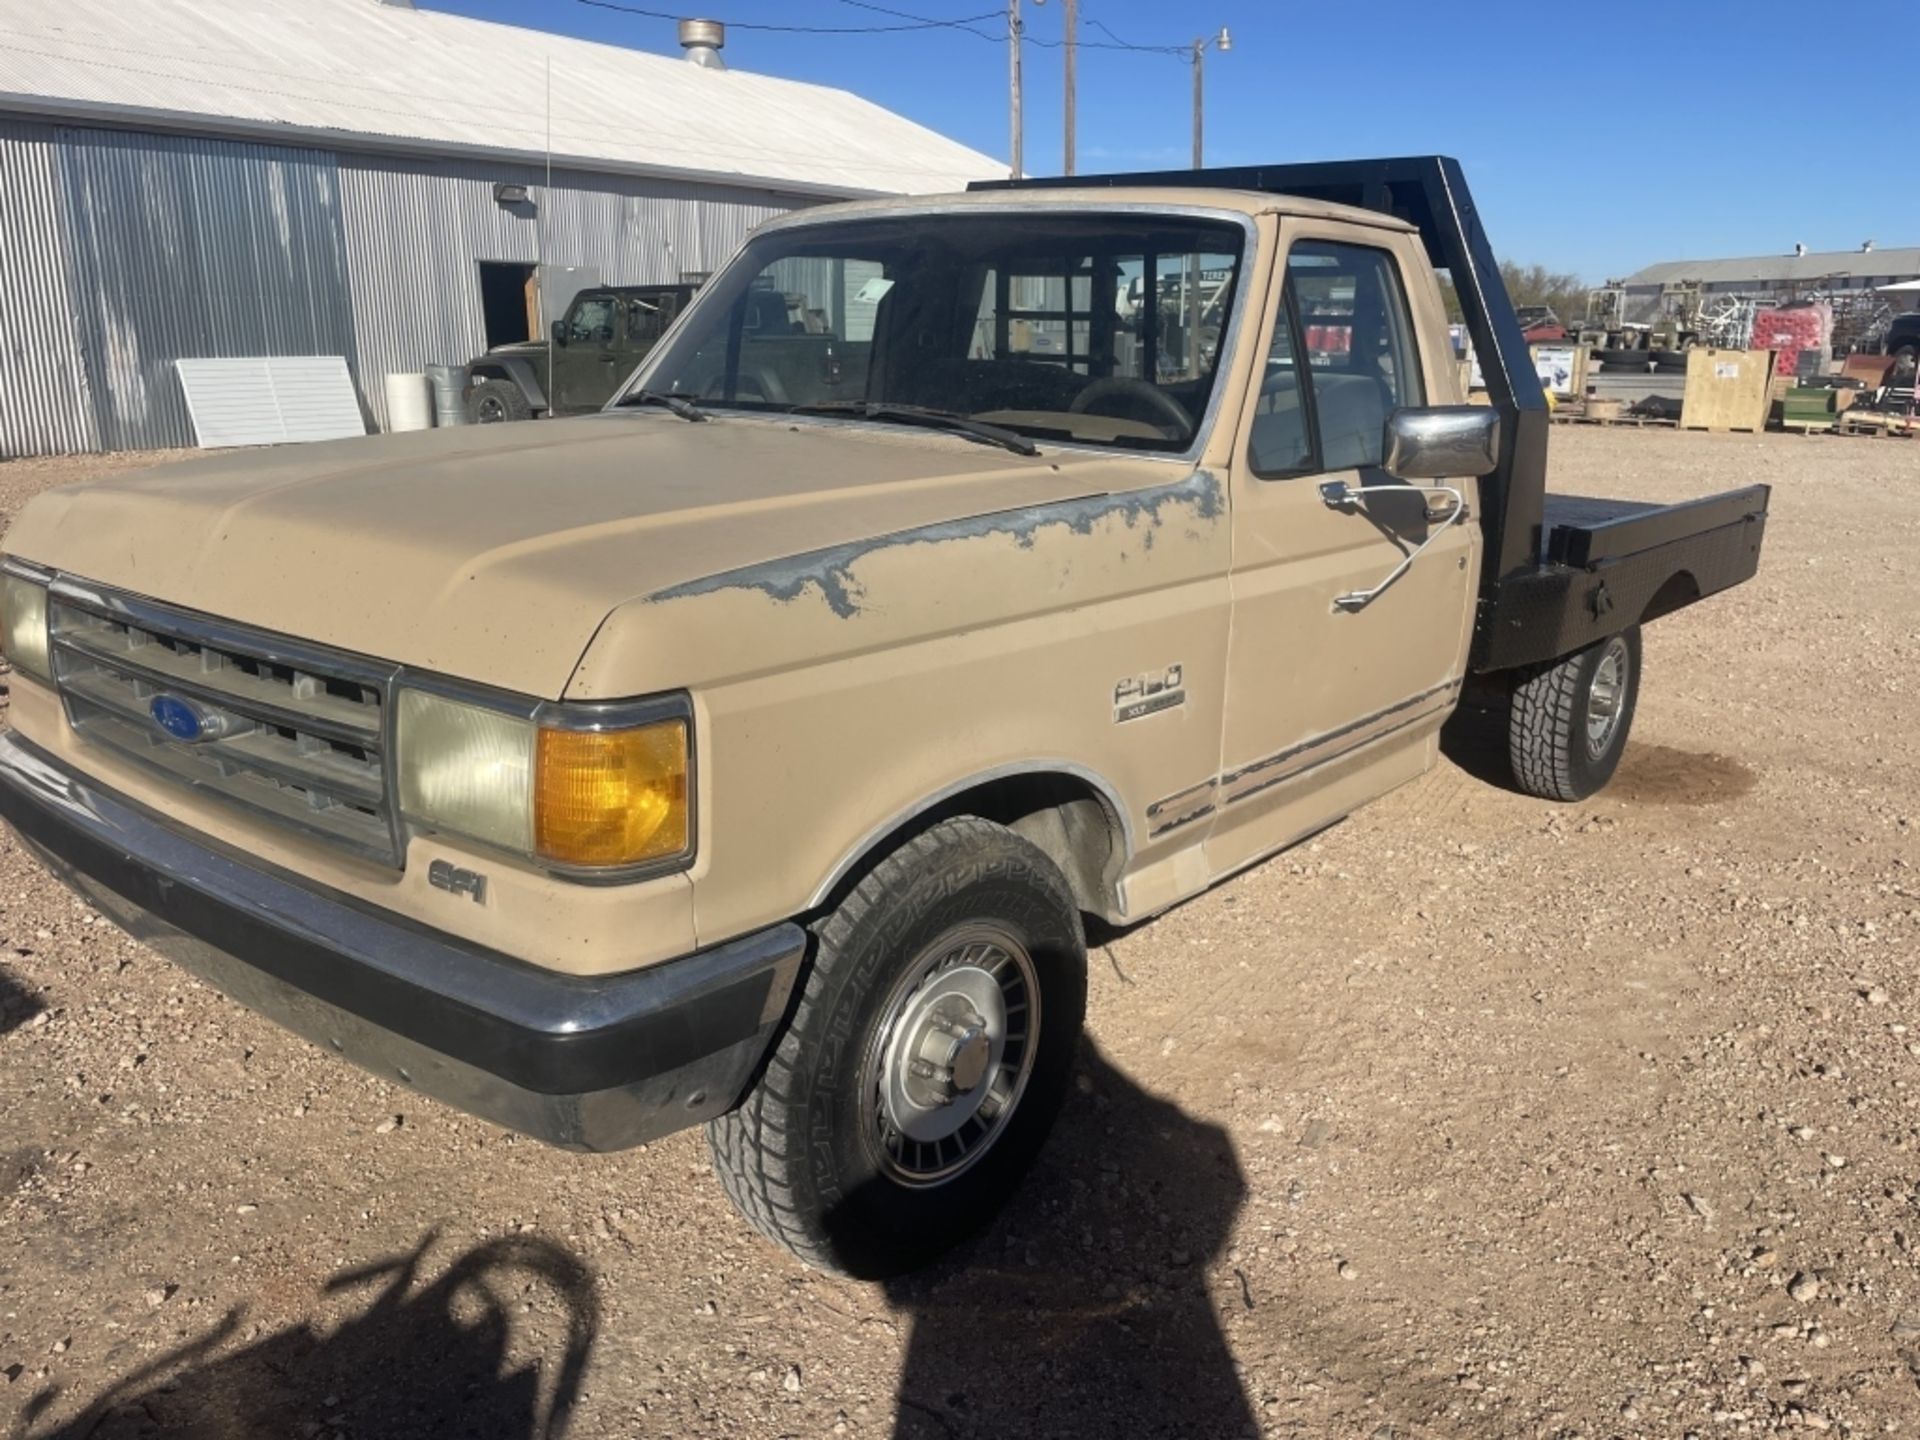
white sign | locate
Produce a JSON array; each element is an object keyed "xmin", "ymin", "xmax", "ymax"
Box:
[{"xmin": 1532, "ymin": 345, "xmax": 1578, "ymax": 398}]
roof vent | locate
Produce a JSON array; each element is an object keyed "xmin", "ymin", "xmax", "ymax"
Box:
[
  {"xmin": 1862, "ymin": 239, "xmax": 1875, "ymax": 253},
  {"xmin": 679, "ymin": 18, "xmax": 725, "ymax": 69},
  {"xmin": 1793, "ymin": 242, "xmax": 1806, "ymax": 258}
]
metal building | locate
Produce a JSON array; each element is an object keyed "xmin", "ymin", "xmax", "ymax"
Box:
[
  {"xmin": 1620, "ymin": 244, "xmax": 1920, "ymax": 320},
  {"xmin": 0, "ymin": 0, "xmax": 1001, "ymax": 457}
]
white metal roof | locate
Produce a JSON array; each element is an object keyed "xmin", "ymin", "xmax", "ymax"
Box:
[
  {"xmin": 0, "ymin": 0, "xmax": 1003, "ymax": 197},
  {"xmin": 1624, "ymin": 247, "xmax": 1920, "ymax": 288}
]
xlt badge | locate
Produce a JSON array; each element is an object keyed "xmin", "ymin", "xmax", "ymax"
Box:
[{"xmin": 1114, "ymin": 664, "xmax": 1185, "ymax": 724}]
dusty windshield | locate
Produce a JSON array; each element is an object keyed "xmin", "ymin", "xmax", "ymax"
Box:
[{"xmin": 629, "ymin": 211, "xmax": 1247, "ymax": 453}]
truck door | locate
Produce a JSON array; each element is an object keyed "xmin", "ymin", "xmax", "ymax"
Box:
[
  {"xmin": 1206, "ymin": 223, "xmax": 1479, "ymax": 877},
  {"xmin": 552, "ymin": 294, "xmax": 620, "ymax": 413}
]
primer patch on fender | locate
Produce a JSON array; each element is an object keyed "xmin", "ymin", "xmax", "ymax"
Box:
[{"xmin": 647, "ymin": 469, "xmax": 1223, "ymax": 619}]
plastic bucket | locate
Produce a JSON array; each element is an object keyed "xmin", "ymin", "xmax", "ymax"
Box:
[
  {"xmin": 385, "ymin": 371, "xmax": 434, "ymax": 432},
  {"xmin": 426, "ymin": 364, "xmax": 470, "ymax": 427}
]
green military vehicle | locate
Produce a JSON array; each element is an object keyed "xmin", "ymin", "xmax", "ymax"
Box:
[{"xmin": 464, "ymin": 284, "xmax": 699, "ymax": 424}]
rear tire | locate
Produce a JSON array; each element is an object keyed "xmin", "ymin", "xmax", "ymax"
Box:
[
  {"xmin": 467, "ymin": 377, "xmax": 533, "ymax": 424},
  {"xmin": 1598, "ymin": 349, "xmax": 1652, "ymax": 372},
  {"xmin": 707, "ymin": 816, "xmax": 1087, "ymax": 1278},
  {"xmin": 1508, "ymin": 627, "xmax": 1641, "ymax": 801}
]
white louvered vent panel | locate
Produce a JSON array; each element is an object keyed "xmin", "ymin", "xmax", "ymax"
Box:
[{"xmin": 175, "ymin": 356, "xmax": 365, "ymax": 448}]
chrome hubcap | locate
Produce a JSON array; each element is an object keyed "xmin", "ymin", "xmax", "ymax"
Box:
[
  {"xmin": 865, "ymin": 925, "xmax": 1039, "ymax": 1187},
  {"xmin": 1586, "ymin": 637, "xmax": 1630, "ymax": 758}
]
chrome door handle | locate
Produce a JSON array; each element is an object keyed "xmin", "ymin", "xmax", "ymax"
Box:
[{"xmin": 1318, "ymin": 480, "xmax": 1471, "ymax": 611}]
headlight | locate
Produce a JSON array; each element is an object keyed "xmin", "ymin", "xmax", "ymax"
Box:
[
  {"xmin": 0, "ymin": 567, "xmax": 51, "ymax": 683},
  {"xmin": 396, "ymin": 688, "xmax": 691, "ymax": 874}
]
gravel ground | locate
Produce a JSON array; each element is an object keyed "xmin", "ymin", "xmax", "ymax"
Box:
[{"xmin": 2, "ymin": 427, "xmax": 1917, "ymax": 1439}]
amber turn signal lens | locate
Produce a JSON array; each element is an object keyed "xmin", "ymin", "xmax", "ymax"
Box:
[{"xmin": 534, "ymin": 720, "xmax": 689, "ymax": 868}]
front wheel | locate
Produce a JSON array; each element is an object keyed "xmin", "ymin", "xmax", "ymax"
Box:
[
  {"xmin": 466, "ymin": 377, "xmax": 533, "ymax": 424},
  {"xmin": 1508, "ymin": 627, "xmax": 1641, "ymax": 801},
  {"xmin": 707, "ymin": 817, "xmax": 1087, "ymax": 1277}
]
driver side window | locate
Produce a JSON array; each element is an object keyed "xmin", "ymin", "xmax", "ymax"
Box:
[
  {"xmin": 1250, "ymin": 239, "xmax": 1426, "ymax": 477},
  {"xmin": 568, "ymin": 297, "xmax": 615, "ymax": 344}
]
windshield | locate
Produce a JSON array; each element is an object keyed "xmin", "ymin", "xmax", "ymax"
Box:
[{"xmin": 626, "ymin": 211, "xmax": 1247, "ymax": 453}]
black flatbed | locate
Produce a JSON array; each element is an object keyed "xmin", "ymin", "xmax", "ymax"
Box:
[
  {"xmin": 1543, "ymin": 487, "xmax": 1768, "ymax": 569},
  {"xmin": 979, "ymin": 156, "xmax": 1772, "ymax": 675},
  {"xmin": 1478, "ymin": 485, "xmax": 1769, "ymax": 670}
]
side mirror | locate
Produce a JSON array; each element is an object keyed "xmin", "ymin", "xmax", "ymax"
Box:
[
  {"xmin": 550, "ymin": 320, "xmax": 568, "ymax": 346},
  {"xmin": 1381, "ymin": 406, "xmax": 1501, "ymax": 481}
]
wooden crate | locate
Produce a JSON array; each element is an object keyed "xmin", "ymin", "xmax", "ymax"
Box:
[
  {"xmin": 1528, "ymin": 341, "xmax": 1587, "ymax": 402},
  {"xmin": 1682, "ymin": 348, "xmax": 1776, "ymax": 433}
]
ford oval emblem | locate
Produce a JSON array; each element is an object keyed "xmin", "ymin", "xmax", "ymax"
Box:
[{"xmin": 148, "ymin": 694, "xmax": 209, "ymax": 743}]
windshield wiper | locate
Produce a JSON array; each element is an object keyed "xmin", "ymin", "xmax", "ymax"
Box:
[
  {"xmin": 621, "ymin": 389, "xmax": 708, "ymax": 422},
  {"xmin": 787, "ymin": 401, "xmax": 1038, "ymax": 457}
]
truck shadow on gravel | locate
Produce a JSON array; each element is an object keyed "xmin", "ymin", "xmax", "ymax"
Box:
[
  {"xmin": 867, "ymin": 1043, "xmax": 1260, "ymax": 1439},
  {"xmin": 21, "ymin": 1231, "xmax": 597, "ymax": 1440},
  {"xmin": 1441, "ymin": 701, "xmax": 1755, "ymax": 806}
]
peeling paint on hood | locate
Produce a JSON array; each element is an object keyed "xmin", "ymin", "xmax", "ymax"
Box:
[{"xmin": 650, "ymin": 469, "xmax": 1224, "ymax": 619}]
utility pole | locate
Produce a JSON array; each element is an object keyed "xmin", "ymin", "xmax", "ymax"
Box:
[
  {"xmin": 1063, "ymin": 0, "xmax": 1077, "ymax": 175},
  {"xmin": 1008, "ymin": 0, "xmax": 1023, "ymax": 179},
  {"xmin": 1189, "ymin": 27, "xmax": 1231, "ymax": 168}
]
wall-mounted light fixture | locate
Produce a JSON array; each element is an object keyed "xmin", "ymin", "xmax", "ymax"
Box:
[{"xmin": 493, "ymin": 182, "xmax": 531, "ymax": 206}]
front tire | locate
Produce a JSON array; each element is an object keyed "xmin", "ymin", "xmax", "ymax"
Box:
[
  {"xmin": 707, "ymin": 817, "xmax": 1087, "ymax": 1277},
  {"xmin": 466, "ymin": 377, "xmax": 533, "ymax": 424},
  {"xmin": 1508, "ymin": 627, "xmax": 1642, "ymax": 801}
]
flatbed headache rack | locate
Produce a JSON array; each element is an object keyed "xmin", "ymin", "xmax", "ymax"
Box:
[{"xmin": 974, "ymin": 157, "xmax": 1770, "ymax": 675}]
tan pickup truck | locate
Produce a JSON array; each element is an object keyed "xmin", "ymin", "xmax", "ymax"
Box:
[{"xmin": 0, "ymin": 158, "xmax": 1768, "ymax": 1277}]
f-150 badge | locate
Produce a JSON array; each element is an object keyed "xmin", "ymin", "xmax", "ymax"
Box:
[{"xmin": 1114, "ymin": 665, "xmax": 1185, "ymax": 723}]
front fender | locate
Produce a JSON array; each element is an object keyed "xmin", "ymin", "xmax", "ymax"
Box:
[{"xmin": 473, "ymin": 355, "xmax": 549, "ymax": 411}]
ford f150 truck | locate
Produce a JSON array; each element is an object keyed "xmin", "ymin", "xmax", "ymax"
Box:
[{"xmin": 0, "ymin": 158, "xmax": 1768, "ymax": 1277}]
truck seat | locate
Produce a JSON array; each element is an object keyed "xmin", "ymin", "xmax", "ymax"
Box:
[{"xmin": 1312, "ymin": 372, "xmax": 1389, "ymax": 471}]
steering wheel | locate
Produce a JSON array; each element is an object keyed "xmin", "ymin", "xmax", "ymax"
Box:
[
  {"xmin": 701, "ymin": 368, "xmax": 789, "ymax": 405},
  {"xmin": 1068, "ymin": 377, "xmax": 1194, "ymax": 434}
]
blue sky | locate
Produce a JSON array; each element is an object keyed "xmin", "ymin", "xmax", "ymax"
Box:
[{"xmin": 429, "ymin": 0, "xmax": 1910, "ymax": 281}]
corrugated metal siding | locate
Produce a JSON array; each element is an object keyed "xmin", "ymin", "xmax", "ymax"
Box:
[
  {"xmin": 55, "ymin": 127, "xmax": 358, "ymax": 451},
  {"xmin": 4, "ymin": 129, "xmax": 814, "ymax": 455},
  {"xmin": 0, "ymin": 117, "xmax": 94, "ymax": 457},
  {"xmin": 339, "ymin": 153, "xmax": 804, "ymax": 428}
]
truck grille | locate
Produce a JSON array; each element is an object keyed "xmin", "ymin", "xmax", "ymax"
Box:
[{"xmin": 47, "ymin": 581, "xmax": 402, "ymax": 866}]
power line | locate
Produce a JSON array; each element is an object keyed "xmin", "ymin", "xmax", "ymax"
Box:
[
  {"xmin": 1080, "ymin": 10, "xmax": 1184, "ymax": 57},
  {"xmin": 577, "ymin": 0, "xmax": 1002, "ymax": 35},
  {"xmin": 579, "ymin": 0, "xmax": 1189, "ymax": 62},
  {"xmin": 836, "ymin": 0, "xmax": 1002, "ymax": 40},
  {"xmin": 836, "ymin": 0, "xmax": 1187, "ymax": 56}
]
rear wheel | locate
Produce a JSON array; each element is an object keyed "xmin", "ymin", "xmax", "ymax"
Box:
[
  {"xmin": 1508, "ymin": 627, "xmax": 1641, "ymax": 801},
  {"xmin": 1599, "ymin": 349, "xmax": 1652, "ymax": 372},
  {"xmin": 467, "ymin": 377, "xmax": 533, "ymax": 424},
  {"xmin": 707, "ymin": 817, "xmax": 1087, "ymax": 1277}
]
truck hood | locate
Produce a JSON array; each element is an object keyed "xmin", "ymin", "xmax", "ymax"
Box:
[{"xmin": 4, "ymin": 414, "xmax": 1142, "ymax": 698}]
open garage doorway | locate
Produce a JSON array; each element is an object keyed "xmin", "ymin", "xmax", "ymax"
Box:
[{"xmin": 478, "ymin": 261, "xmax": 536, "ymax": 348}]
